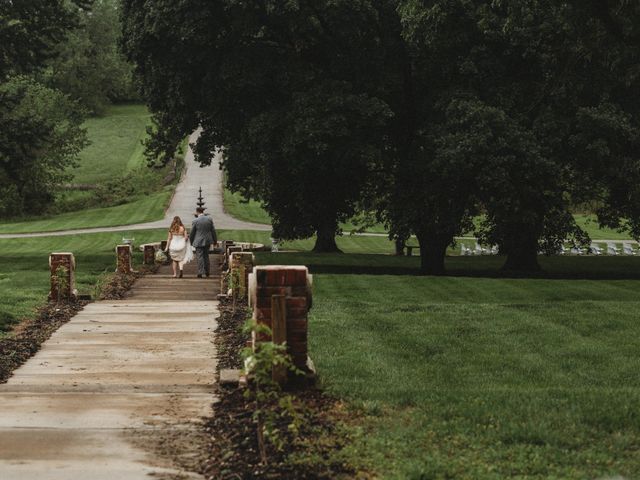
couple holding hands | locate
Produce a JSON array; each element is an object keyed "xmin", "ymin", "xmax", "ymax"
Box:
[{"xmin": 165, "ymin": 207, "xmax": 217, "ymax": 278}]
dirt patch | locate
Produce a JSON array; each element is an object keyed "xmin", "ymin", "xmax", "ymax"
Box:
[{"xmin": 215, "ymin": 297, "xmax": 251, "ymax": 370}]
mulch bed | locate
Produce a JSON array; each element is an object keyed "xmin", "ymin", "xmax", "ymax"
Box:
[
  {"xmin": 199, "ymin": 297, "xmax": 369, "ymax": 480},
  {"xmin": 215, "ymin": 296, "xmax": 251, "ymax": 370},
  {"xmin": 0, "ymin": 266, "xmax": 156, "ymax": 383}
]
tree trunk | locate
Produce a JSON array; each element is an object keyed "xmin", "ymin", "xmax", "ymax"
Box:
[
  {"xmin": 394, "ymin": 237, "xmax": 406, "ymax": 256},
  {"xmin": 502, "ymin": 239, "xmax": 541, "ymax": 272},
  {"xmin": 312, "ymin": 224, "xmax": 342, "ymax": 253},
  {"xmin": 416, "ymin": 233, "xmax": 449, "ymax": 275}
]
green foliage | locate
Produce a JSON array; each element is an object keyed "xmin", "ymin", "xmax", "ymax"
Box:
[
  {"xmin": 226, "ymin": 266, "xmax": 246, "ymax": 314},
  {"xmin": 121, "ymin": 0, "xmax": 390, "ymax": 251},
  {"xmin": 0, "ymin": 104, "xmax": 181, "ymax": 230},
  {"xmin": 242, "ymin": 320, "xmax": 304, "ymax": 462},
  {"xmin": 0, "ymin": 0, "xmax": 89, "ymax": 77},
  {"xmin": 0, "ymin": 76, "xmax": 87, "ymax": 217},
  {"xmin": 122, "ymin": 0, "xmax": 640, "ymax": 269},
  {"xmin": 389, "ymin": 1, "xmax": 640, "ymax": 273},
  {"xmin": 43, "ymin": 0, "xmax": 139, "ymax": 114},
  {"xmin": 53, "ymin": 264, "xmax": 70, "ymax": 304}
]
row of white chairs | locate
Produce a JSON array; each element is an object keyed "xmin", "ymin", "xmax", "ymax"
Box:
[
  {"xmin": 460, "ymin": 243, "xmax": 499, "ymax": 256},
  {"xmin": 460, "ymin": 242, "xmax": 639, "ymax": 256},
  {"xmin": 559, "ymin": 242, "xmax": 639, "ymax": 256}
]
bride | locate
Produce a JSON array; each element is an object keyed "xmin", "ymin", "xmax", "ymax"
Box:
[{"xmin": 165, "ymin": 216, "xmax": 194, "ymax": 278}]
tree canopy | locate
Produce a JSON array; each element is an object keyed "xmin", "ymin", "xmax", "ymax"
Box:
[
  {"xmin": 122, "ymin": 0, "xmax": 640, "ymax": 272},
  {"xmin": 44, "ymin": 0, "xmax": 138, "ymax": 114},
  {"xmin": 0, "ymin": 0, "xmax": 88, "ymax": 217},
  {"xmin": 122, "ymin": 0, "xmax": 390, "ymax": 251}
]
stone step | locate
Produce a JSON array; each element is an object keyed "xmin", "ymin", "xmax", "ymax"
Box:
[
  {"xmin": 0, "ymin": 249, "xmax": 222, "ymax": 480},
  {"xmin": 6, "ymin": 371, "xmax": 215, "ymax": 387},
  {"xmin": 0, "ymin": 392, "xmax": 213, "ymax": 429}
]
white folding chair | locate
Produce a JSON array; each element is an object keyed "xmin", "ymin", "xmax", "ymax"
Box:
[
  {"xmin": 589, "ymin": 243, "xmax": 602, "ymax": 255},
  {"xmin": 606, "ymin": 242, "xmax": 620, "ymax": 255}
]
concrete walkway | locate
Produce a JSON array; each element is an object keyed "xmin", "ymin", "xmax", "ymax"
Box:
[
  {"xmin": 0, "ymin": 130, "xmax": 270, "ymax": 239},
  {"xmin": 0, "ymin": 257, "xmax": 221, "ymax": 479}
]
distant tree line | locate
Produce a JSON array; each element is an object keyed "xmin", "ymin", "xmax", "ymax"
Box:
[
  {"xmin": 0, "ymin": 0, "xmax": 138, "ymax": 217},
  {"xmin": 121, "ymin": 0, "xmax": 640, "ymax": 274}
]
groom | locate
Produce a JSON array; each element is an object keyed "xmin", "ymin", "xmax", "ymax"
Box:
[{"xmin": 189, "ymin": 207, "xmax": 217, "ymax": 278}]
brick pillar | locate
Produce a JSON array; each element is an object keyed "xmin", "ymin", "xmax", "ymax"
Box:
[
  {"xmin": 229, "ymin": 252, "xmax": 255, "ymax": 298},
  {"xmin": 249, "ymin": 266, "xmax": 313, "ymax": 371},
  {"xmin": 143, "ymin": 245, "xmax": 156, "ymax": 265},
  {"xmin": 226, "ymin": 245, "xmax": 242, "ymax": 262},
  {"xmin": 116, "ymin": 244, "xmax": 133, "ymax": 274},
  {"xmin": 49, "ymin": 253, "xmax": 77, "ymax": 301}
]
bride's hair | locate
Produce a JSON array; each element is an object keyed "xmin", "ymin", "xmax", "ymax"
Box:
[{"xmin": 169, "ymin": 216, "xmax": 184, "ymax": 233}]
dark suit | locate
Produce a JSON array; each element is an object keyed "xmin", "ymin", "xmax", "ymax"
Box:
[{"xmin": 190, "ymin": 214, "xmax": 217, "ymax": 276}]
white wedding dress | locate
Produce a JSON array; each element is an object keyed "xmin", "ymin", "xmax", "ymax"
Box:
[{"xmin": 169, "ymin": 235, "xmax": 194, "ymax": 267}]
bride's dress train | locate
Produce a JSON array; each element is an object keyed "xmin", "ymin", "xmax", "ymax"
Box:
[{"xmin": 169, "ymin": 236, "xmax": 194, "ymax": 267}]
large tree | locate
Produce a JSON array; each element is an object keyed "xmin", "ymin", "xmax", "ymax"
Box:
[
  {"xmin": 121, "ymin": 0, "xmax": 387, "ymax": 251},
  {"xmin": 393, "ymin": 0, "xmax": 640, "ymax": 272},
  {"xmin": 0, "ymin": 0, "xmax": 88, "ymax": 217},
  {"xmin": 0, "ymin": 76, "xmax": 87, "ymax": 216},
  {"xmin": 44, "ymin": 0, "xmax": 138, "ymax": 114},
  {"xmin": 0, "ymin": 0, "xmax": 91, "ymax": 77}
]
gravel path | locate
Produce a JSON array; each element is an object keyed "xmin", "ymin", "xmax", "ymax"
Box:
[{"xmin": 0, "ymin": 130, "xmax": 270, "ymax": 239}]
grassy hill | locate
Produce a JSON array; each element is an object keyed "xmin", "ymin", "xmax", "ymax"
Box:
[
  {"xmin": 0, "ymin": 104, "xmax": 180, "ymax": 234},
  {"xmin": 70, "ymin": 104, "xmax": 151, "ymax": 184}
]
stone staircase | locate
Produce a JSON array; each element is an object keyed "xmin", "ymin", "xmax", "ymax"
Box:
[{"xmin": 0, "ymin": 254, "xmax": 222, "ymax": 480}]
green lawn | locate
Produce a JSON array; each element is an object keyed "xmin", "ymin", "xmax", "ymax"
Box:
[
  {"xmin": 0, "ymin": 229, "xmax": 166, "ymax": 334},
  {"xmin": 3, "ymin": 228, "xmax": 640, "ymax": 477},
  {"xmin": 70, "ymin": 104, "xmax": 151, "ymax": 184},
  {"xmin": 223, "ymin": 190, "xmax": 272, "ymax": 225},
  {"xmin": 0, "ymin": 191, "xmax": 171, "ymax": 234},
  {"xmin": 1, "ymin": 228, "xmax": 389, "ymax": 333},
  {"xmin": 255, "ymin": 252, "xmax": 640, "ymax": 479}
]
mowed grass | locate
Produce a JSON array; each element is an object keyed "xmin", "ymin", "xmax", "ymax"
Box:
[
  {"xmin": 223, "ymin": 190, "xmax": 272, "ymax": 225},
  {"xmin": 0, "ymin": 192, "xmax": 171, "ymax": 234},
  {"xmin": 0, "ymin": 229, "xmax": 165, "ymax": 334},
  {"xmin": 256, "ymin": 251, "xmax": 640, "ymax": 479},
  {"xmin": 3, "ymin": 228, "xmax": 640, "ymax": 477},
  {"xmin": 70, "ymin": 104, "xmax": 151, "ymax": 184}
]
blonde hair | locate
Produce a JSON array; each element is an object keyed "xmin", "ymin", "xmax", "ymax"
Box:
[{"xmin": 169, "ymin": 216, "xmax": 184, "ymax": 234}]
